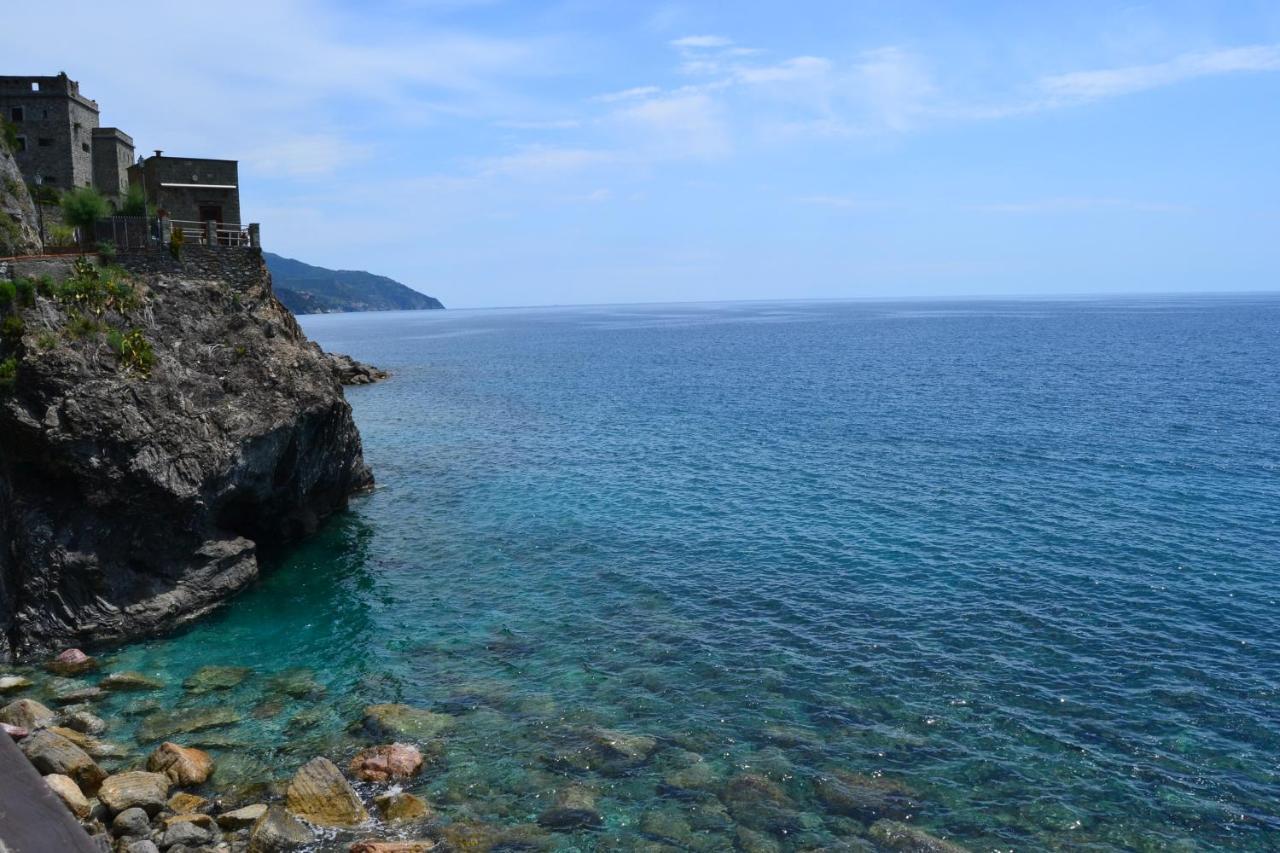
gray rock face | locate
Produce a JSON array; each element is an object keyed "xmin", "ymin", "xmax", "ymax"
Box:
[
  {"xmin": 322, "ymin": 351, "xmax": 389, "ymax": 385},
  {"xmin": 0, "ymin": 147, "xmax": 41, "ymax": 256},
  {"xmin": 0, "ymin": 249, "xmax": 372, "ymax": 660}
]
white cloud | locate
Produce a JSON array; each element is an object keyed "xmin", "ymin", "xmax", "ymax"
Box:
[
  {"xmin": 1040, "ymin": 45, "xmax": 1280, "ymax": 102},
  {"xmin": 593, "ymin": 86, "xmax": 663, "ymax": 103},
  {"xmin": 245, "ymin": 134, "xmax": 374, "ymax": 178},
  {"xmin": 612, "ymin": 92, "xmax": 731, "ymax": 160},
  {"xmin": 671, "ymin": 35, "xmax": 734, "ymax": 49}
]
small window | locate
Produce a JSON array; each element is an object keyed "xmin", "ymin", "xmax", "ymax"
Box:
[
  {"xmin": 43, "ymin": 175, "xmax": 55, "ymax": 184},
  {"xmin": 10, "ymin": 107, "xmax": 23, "ymax": 122},
  {"xmin": 81, "ymin": 142, "xmax": 90, "ymax": 153},
  {"xmin": 31, "ymin": 82, "xmax": 40, "ymax": 92},
  {"xmin": 38, "ymin": 138, "xmax": 53, "ymax": 147},
  {"xmin": 14, "ymin": 136, "xmax": 26, "ymax": 152}
]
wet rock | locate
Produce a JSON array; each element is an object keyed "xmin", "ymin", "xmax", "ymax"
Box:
[
  {"xmin": 100, "ymin": 671, "xmax": 165, "ymax": 691},
  {"xmin": 217, "ymin": 803, "xmax": 268, "ymax": 830},
  {"xmin": 537, "ymin": 785, "xmax": 603, "ymax": 830},
  {"xmin": 374, "ymin": 791, "xmax": 431, "ymax": 823},
  {"xmin": 135, "ymin": 706, "xmax": 241, "ymax": 742},
  {"xmin": 160, "ymin": 813, "xmax": 219, "ymax": 848},
  {"xmin": 248, "ymin": 804, "xmax": 313, "ymax": 852},
  {"xmin": 112, "ymin": 806, "xmax": 152, "ymax": 838},
  {"xmin": 813, "ymin": 771, "xmax": 921, "ymax": 823},
  {"xmin": 44, "ymin": 772, "xmax": 92, "ymax": 818},
  {"xmin": 2, "ymin": 721, "xmax": 28, "ymax": 739},
  {"xmin": 121, "ymin": 699, "xmax": 163, "ymax": 717},
  {"xmin": 358, "ymin": 703, "xmax": 454, "ymax": 742},
  {"xmin": 286, "ymin": 706, "xmax": 325, "ymax": 733},
  {"xmin": 253, "ymin": 698, "xmax": 286, "ymax": 719},
  {"xmin": 720, "ymin": 773, "xmax": 799, "ymax": 835},
  {"xmin": 325, "ymin": 352, "xmax": 390, "ymax": 386},
  {"xmin": 184, "ymin": 665, "xmax": 252, "ymax": 692},
  {"xmin": 98, "ymin": 770, "xmax": 171, "ymax": 815},
  {"xmin": 266, "ymin": 668, "xmax": 324, "ymax": 698},
  {"xmin": 47, "ymin": 725, "xmax": 128, "ymax": 759},
  {"xmin": 147, "ymin": 741, "xmax": 215, "ymax": 785},
  {"xmin": 168, "ymin": 791, "xmax": 209, "ymax": 814},
  {"xmin": 0, "ymin": 697, "xmax": 56, "ymax": 729},
  {"xmin": 61, "ymin": 709, "xmax": 108, "ymax": 735},
  {"xmin": 437, "ymin": 820, "xmax": 550, "ymax": 852},
  {"xmin": 20, "ymin": 728, "xmax": 107, "ymax": 793},
  {"xmin": 284, "ymin": 756, "xmax": 369, "ymax": 827},
  {"xmin": 125, "ymin": 841, "xmax": 160, "ymax": 853},
  {"xmin": 47, "ymin": 649, "xmax": 98, "ymax": 676},
  {"xmin": 350, "ymin": 742, "xmax": 424, "ymax": 782},
  {"xmin": 52, "ymin": 684, "xmax": 105, "ymax": 705},
  {"xmin": 868, "ymin": 820, "xmax": 969, "ymax": 852},
  {"xmin": 0, "ymin": 674, "xmax": 33, "ymax": 693},
  {"xmin": 349, "ymin": 843, "xmax": 436, "ymax": 853}
]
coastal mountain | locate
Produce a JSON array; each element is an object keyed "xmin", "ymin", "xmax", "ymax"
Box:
[{"xmin": 264, "ymin": 252, "xmax": 444, "ymax": 314}]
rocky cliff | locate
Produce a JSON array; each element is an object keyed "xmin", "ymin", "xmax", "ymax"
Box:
[
  {"xmin": 0, "ymin": 247, "xmax": 372, "ymax": 660},
  {"xmin": 0, "ymin": 145, "xmax": 42, "ymax": 257}
]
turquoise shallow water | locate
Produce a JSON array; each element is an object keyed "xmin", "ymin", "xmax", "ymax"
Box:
[{"xmin": 68, "ymin": 297, "xmax": 1280, "ymax": 849}]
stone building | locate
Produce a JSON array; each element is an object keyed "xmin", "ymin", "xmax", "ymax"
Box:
[
  {"xmin": 128, "ymin": 153, "xmax": 241, "ymax": 227},
  {"xmin": 0, "ymin": 73, "xmax": 134, "ymax": 201}
]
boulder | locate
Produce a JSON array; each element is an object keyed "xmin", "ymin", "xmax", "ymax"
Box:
[
  {"xmin": 814, "ymin": 770, "xmax": 921, "ymax": 823},
  {"xmin": 349, "ymin": 742, "xmax": 423, "ymax": 782},
  {"xmin": 60, "ymin": 709, "xmax": 107, "ymax": 735},
  {"xmin": 168, "ymin": 791, "xmax": 209, "ymax": 814},
  {"xmin": 349, "ymin": 843, "xmax": 436, "ymax": 853},
  {"xmin": 217, "ymin": 802, "xmax": 268, "ymax": 830},
  {"xmin": 47, "ymin": 649, "xmax": 98, "ymax": 676},
  {"xmin": 537, "ymin": 785, "xmax": 603, "ymax": 829},
  {"xmin": 0, "ymin": 697, "xmax": 56, "ymax": 729},
  {"xmin": 0, "ymin": 674, "xmax": 32, "ymax": 693},
  {"xmin": 111, "ymin": 807, "xmax": 152, "ymax": 838},
  {"xmin": 51, "ymin": 685, "xmax": 105, "ymax": 705},
  {"xmin": 44, "ymin": 773, "xmax": 92, "ymax": 818},
  {"xmin": 358, "ymin": 704, "xmax": 453, "ymax": 742},
  {"xmin": 98, "ymin": 770, "xmax": 171, "ymax": 815},
  {"xmin": 159, "ymin": 813, "xmax": 218, "ymax": 848},
  {"xmin": 373, "ymin": 791, "xmax": 430, "ymax": 823},
  {"xmin": 285, "ymin": 756, "xmax": 369, "ymax": 827},
  {"xmin": 99, "ymin": 671, "xmax": 165, "ymax": 691},
  {"xmin": 135, "ymin": 706, "xmax": 241, "ymax": 742},
  {"xmin": 125, "ymin": 842, "xmax": 160, "ymax": 853},
  {"xmin": 184, "ymin": 665, "xmax": 252, "ymax": 692},
  {"xmin": 147, "ymin": 741, "xmax": 215, "ymax": 785},
  {"xmin": 46, "ymin": 725, "xmax": 127, "ymax": 759},
  {"xmin": 2, "ymin": 721, "xmax": 28, "ymax": 739},
  {"xmin": 248, "ymin": 805, "xmax": 312, "ymax": 852},
  {"xmin": 869, "ymin": 820, "xmax": 970, "ymax": 852},
  {"xmin": 20, "ymin": 728, "xmax": 106, "ymax": 793}
]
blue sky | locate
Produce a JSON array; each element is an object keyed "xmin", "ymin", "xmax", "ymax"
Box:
[{"xmin": 9, "ymin": 1, "xmax": 1280, "ymax": 307}]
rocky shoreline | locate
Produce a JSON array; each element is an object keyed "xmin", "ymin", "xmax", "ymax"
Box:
[{"xmin": 1, "ymin": 647, "xmax": 972, "ymax": 853}]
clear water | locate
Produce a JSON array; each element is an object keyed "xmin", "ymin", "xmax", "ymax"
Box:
[{"xmin": 60, "ymin": 298, "xmax": 1280, "ymax": 849}]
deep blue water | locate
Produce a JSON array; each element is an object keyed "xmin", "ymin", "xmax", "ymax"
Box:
[{"xmin": 93, "ymin": 297, "xmax": 1280, "ymax": 849}]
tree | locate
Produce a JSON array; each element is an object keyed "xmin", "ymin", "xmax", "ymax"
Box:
[
  {"xmin": 120, "ymin": 183, "xmax": 151, "ymax": 217},
  {"xmin": 60, "ymin": 187, "xmax": 109, "ymax": 250}
]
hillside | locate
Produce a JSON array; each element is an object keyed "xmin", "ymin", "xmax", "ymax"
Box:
[{"xmin": 264, "ymin": 252, "xmax": 444, "ymax": 314}]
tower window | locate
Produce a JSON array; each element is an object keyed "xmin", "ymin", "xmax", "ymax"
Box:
[
  {"xmin": 81, "ymin": 142, "xmax": 90, "ymax": 153},
  {"xmin": 38, "ymin": 138, "xmax": 53, "ymax": 147},
  {"xmin": 31, "ymin": 82, "xmax": 39, "ymax": 92},
  {"xmin": 10, "ymin": 107, "xmax": 23, "ymax": 122}
]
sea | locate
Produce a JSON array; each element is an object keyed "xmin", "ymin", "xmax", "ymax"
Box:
[{"xmin": 96, "ymin": 296, "xmax": 1279, "ymax": 850}]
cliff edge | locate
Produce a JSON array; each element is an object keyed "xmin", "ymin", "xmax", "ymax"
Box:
[
  {"xmin": 0, "ymin": 145, "xmax": 42, "ymax": 257},
  {"xmin": 0, "ymin": 247, "xmax": 372, "ymax": 660}
]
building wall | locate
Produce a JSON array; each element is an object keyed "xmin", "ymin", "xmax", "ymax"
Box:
[
  {"xmin": 129, "ymin": 156, "xmax": 241, "ymax": 225},
  {"xmin": 0, "ymin": 75, "xmax": 100, "ymax": 191},
  {"xmin": 91, "ymin": 128, "xmax": 134, "ymax": 201}
]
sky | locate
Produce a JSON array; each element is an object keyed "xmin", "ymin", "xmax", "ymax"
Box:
[{"xmin": 8, "ymin": 1, "xmax": 1280, "ymax": 307}]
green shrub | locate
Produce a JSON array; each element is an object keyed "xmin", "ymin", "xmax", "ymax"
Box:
[
  {"xmin": 0, "ymin": 356, "xmax": 16, "ymax": 392},
  {"xmin": 0, "ymin": 280, "xmax": 14, "ymax": 307},
  {"xmin": 60, "ymin": 187, "xmax": 109, "ymax": 247},
  {"xmin": 65, "ymin": 311, "xmax": 98, "ymax": 339},
  {"xmin": 97, "ymin": 240, "xmax": 117, "ymax": 262},
  {"xmin": 35, "ymin": 331, "xmax": 56, "ymax": 351},
  {"xmin": 48, "ymin": 224, "xmax": 77, "ymax": 248},
  {"xmin": 169, "ymin": 224, "xmax": 184, "ymax": 260},
  {"xmin": 111, "ymin": 327, "xmax": 154, "ymax": 376},
  {"xmin": 14, "ymin": 278, "xmax": 34, "ymax": 307},
  {"xmin": 35, "ymin": 275, "xmax": 54, "ymax": 297},
  {"xmin": 1, "ymin": 314, "xmax": 24, "ymax": 345},
  {"xmin": 119, "ymin": 183, "xmax": 152, "ymax": 217}
]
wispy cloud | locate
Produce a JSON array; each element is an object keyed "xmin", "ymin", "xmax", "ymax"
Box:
[
  {"xmin": 1039, "ymin": 45, "xmax": 1280, "ymax": 103},
  {"xmin": 972, "ymin": 197, "xmax": 1194, "ymax": 214},
  {"xmin": 671, "ymin": 35, "xmax": 734, "ymax": 49},
  {"xmin": 593, "ymin": 86, "xmax": 663, "ymax": 103}
]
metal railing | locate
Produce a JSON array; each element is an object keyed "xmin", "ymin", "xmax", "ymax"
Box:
[
  {"xmin": 169, "ymin": 219, "xmax": 252, "ymax": 247},
  {"xmin": 93, "ymin": 216, "xmax": 160, "ymax": 251}
]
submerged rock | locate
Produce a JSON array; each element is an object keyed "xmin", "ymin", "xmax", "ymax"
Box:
[
  {"xmin": 135, "ymin": 706, "xmax": 241, "ymax": 742},
  {"xmin": 266, "ymin": 667, "xmax": 324, "ymax": 698},
  {"xmin": 44, "ymin": 772, "xmax": 92, "ymax": 818},
  {"xmin": 285, "ymin": 756, "xmax": 369, "ymax": 827},
  {"xmin": 537, "ymin": 785, "xmax": 604, "ymax": 830},
  {"xmin": 0, "ymin": 674, "xmax": 33, "ymax": 693},
  {"xmin": 20, "ymin": 728, "xmax": 107, "ymax": 793},
  {"xmin": 374, "ymin": 791, "xmax": 431, "ymax": 823},
  {"xmin": 184, "ymin": 665, "xmax": 252, "ymax": 692},
  {"xmin": 98, "ymin": 770, "xmax": 171, "ymax": 815},
  {"xmin": 350, "ymin": 742, "xmax": 424, "ymax": 783},
  {"xmin": 720, "ymin": 773, "xmax": 800, "ymax": 835},
  {"xmin": 869, "ymin": 819, "xmax": 970, "ymax": 852},
  {"xmin": 147, "ymin": 741, "xmax": 215, "ymax": 785},
  {"xmin": 358, "ymin": 703, "xmax": 454, "ymax": 742},
  {"xmin": 813, "ymin": 770, "xmax": 921, "ymax": 823},
  {"xmin": 0, "ymin": 250, "xmax": 373, "ymax": 662},
  {"xmin": 0, "ymin": 697, "xmax": 55, "ymax": 729},
  {"xmin": 60, "ymin": 709, "xmax": 107, "ymax": 735},
  {"xmin": 349, "ymin": 842, "xmax": 436, "ymax": 853},
  {"xmin": 100, "ymin": 671, "xmax": 165, "ymax": 692},
  {"xmin": 248, "ymin": 805, "xmax": 312, "ymax": 852}
]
